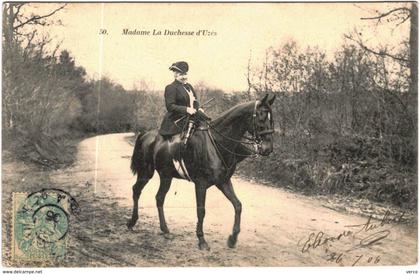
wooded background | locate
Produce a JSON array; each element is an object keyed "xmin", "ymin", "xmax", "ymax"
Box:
[{"xmin": 2, "ymin": 3, "xmax": 417, "ymax": 209}]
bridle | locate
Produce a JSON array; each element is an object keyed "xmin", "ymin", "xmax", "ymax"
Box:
[
  {"xmin": 206, "ymin": 100, "xmax": 275, "ymax": 159},
  {"xmin": 250, "ymin": 100, "xmax": 275, "ymax": 152}
]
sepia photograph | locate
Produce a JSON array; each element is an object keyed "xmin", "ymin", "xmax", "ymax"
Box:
[{"xmin": 1, "ymin": 1, "xmax": 418, "ymax": 270}]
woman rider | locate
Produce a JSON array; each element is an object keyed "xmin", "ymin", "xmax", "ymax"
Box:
[{"xmin": 159, "ymin": 61, "xmax": 208, "ymax": 138}]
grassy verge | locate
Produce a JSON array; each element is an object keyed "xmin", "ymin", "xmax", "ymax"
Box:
[
  {"xmin": 2, "ymin": 130, "xmax": 86, "ymax": 170},
  {"xmin": 236, "ymin": 134, "xmax": 417, "ymax": 212}
]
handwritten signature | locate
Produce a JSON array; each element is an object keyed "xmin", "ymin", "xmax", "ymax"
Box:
[{"xmin": 299, "ymin": 210, "xmax": 405, "ymax": 266}]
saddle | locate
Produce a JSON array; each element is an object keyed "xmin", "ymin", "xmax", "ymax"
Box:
[{"xmin": 161, "ymin": 109, "xmax": 211, "ymax": 144}]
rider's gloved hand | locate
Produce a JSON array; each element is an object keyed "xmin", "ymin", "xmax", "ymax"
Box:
[
  {"xmin": 186, "ymin": 107, "xmax": 196, "ymax": 115},
  {"xmin": 197, "ymin": 109, "xmax": 211, "ymax": 121}
]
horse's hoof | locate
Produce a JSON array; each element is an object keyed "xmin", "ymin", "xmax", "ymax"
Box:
[
  {"xmin": 163, "ymin": 233, "xmax": 175, "ymax": 240},
  {"xmin": 227, "ymin": 235, "xmax": 237, "ymax": 248},
  {"xmin": 160, "ymin": 226, "xmax": 170, "ymax": 234},
  {"xmin": 198, "ymin": 241, "xmax": 210, "ymax": 251},
  {"xmin": 127, "ymin": 220, "xmax": 136, "ymax": 230}
]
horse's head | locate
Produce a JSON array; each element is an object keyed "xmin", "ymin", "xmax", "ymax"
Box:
[
  {"xmin": 249, "ymin": 93, "xmax": 276, "ymax": 156},
  {"xmin": 210, "ymin": 93, "xmax": 276, "ymax": 157}
]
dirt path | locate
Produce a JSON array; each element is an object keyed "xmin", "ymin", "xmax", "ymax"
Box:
[{"xmin": 46, "ymin": 133, "xmax": 417, "ymax": 267}]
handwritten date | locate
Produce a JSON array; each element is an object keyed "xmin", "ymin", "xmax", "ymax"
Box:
[{"xmin": 327, "ymin": 252, "xmax": 381, "ymax": 266}]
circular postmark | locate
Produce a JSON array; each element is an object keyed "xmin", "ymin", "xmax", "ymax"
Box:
[
  {"xmin": 32, "ymin": 204, "xmax": 69, "ymax": 243},
  {"xmin": 13, "ymin": 188, "xmax": 79, "ymax": 260}
]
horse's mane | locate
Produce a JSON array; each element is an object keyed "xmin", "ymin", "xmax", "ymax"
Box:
[
  {"xmin": 192, "ymin": 101, "xmax": 255, "ymax": 167},
  {"xmin": 210, "ymin": 101, "xmax": 255, "ymax": 128}
]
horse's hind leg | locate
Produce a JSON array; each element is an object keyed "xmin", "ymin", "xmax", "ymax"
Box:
[
  {"xmin": 127, "ymin": 131, "xmax": 156, "ymax": 230},
  {"xmin": 156, "ymin": 177, "xmax": 172, "ymax": 234},
  {"xmin": 127, "ymin": 175, "xmax": 151, "ymax": 230}
]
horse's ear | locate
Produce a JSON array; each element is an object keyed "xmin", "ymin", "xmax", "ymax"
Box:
[
  {"xmin": 260, "ymin": 93, "xmax": 269, "ymax": 105},
  {"xmin": 267, "ymin": 93, "xmax": 276, "ymax": 105},
  {"xmin": 260, "ymin": 93, "xmax": 276, "ymax": 105}
]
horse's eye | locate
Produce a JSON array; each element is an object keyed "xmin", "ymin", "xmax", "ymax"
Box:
[{"xmin": 262, "ymin": 113, "xmax": 267, "ymax": 121}]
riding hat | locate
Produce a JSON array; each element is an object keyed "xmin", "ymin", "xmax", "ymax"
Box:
[{"xmin": 169, "ymin": 61, "xmax": 189, "ymax": 74}]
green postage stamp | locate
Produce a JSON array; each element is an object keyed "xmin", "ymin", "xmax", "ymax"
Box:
[{"xmin": 12, "ymin": 189, "xmax": 79, "ymax": 261}]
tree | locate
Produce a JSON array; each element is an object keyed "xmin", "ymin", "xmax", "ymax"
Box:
[
  {"xmin": 2, "ymin": 3, "xmax": 67, "ymax": 129},
  {"xmin": 345, "ymin": 3, "xmax": 417, "ymax": 126}
]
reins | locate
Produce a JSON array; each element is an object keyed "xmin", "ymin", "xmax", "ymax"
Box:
[
  {"xmin": 205, "ymin": 122, "xmax": 256, "ymax": 145},
  {"xmin": 177, "ymin": 100, "xmax": 275, "ymax": 171},
  {"xmin": 204, "ymin": 100, "xmax": 275, "ymax": 168}
]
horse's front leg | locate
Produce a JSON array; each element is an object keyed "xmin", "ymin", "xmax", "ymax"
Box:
[
  {"xmin": 216, "ymin": 180, "xmax": 242, "ymax": 248},
  {"xmin": 195, "ymin": 184, "xmax": 210, "ymax": 250}
]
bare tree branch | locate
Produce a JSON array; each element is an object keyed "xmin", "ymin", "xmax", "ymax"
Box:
[
  {"xmin": 14, "ymin": 4, "xmax": 66, "ymax": 30},
  {"xmin": 395, "ymin": 14, "xmax": 411, "ymax": 27},
  {"xmin": 344, "ymin": 34, "xmax": 409, "ymax": 64},
  {"xmin": 23, "ymin": 29, "xmax": 37, "ymax": 56},
  {"xmin": 12, "ymin": 3, "xmax": 25, "ymax": 21},
  {"xmin": 361, "ymin": 7, "xmax": 411, "ymax": 21},
  {"xmin": 245, "ymin": 50, "xmax": 253, "ymax": 100},
  {"xmin": 50, "ymin": 41, "xmax": 62, "ymax": 59}
]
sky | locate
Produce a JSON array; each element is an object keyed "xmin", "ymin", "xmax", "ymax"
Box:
[{"xmin": 28, "ymin": 2, "xmax": 410, "ymax": 92}]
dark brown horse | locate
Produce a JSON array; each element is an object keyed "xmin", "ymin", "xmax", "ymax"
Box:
[{"xmin": 127, "ymin": 93, "xmax": 276, "ymax": 250}]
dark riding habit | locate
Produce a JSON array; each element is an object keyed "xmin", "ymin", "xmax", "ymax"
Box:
[{"xmin": 159, "ymin": 80, "xmax": 200, "ymax": 136}]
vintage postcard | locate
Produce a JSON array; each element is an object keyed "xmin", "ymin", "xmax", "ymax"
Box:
[{"xmin": 1, "ymin": 1, "xmax": 418, "ymax": 271}]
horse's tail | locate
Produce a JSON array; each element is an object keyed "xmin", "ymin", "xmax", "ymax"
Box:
[{"xmin": 130, "ymin": 132, "xmax": 145, "ymax": 175}]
